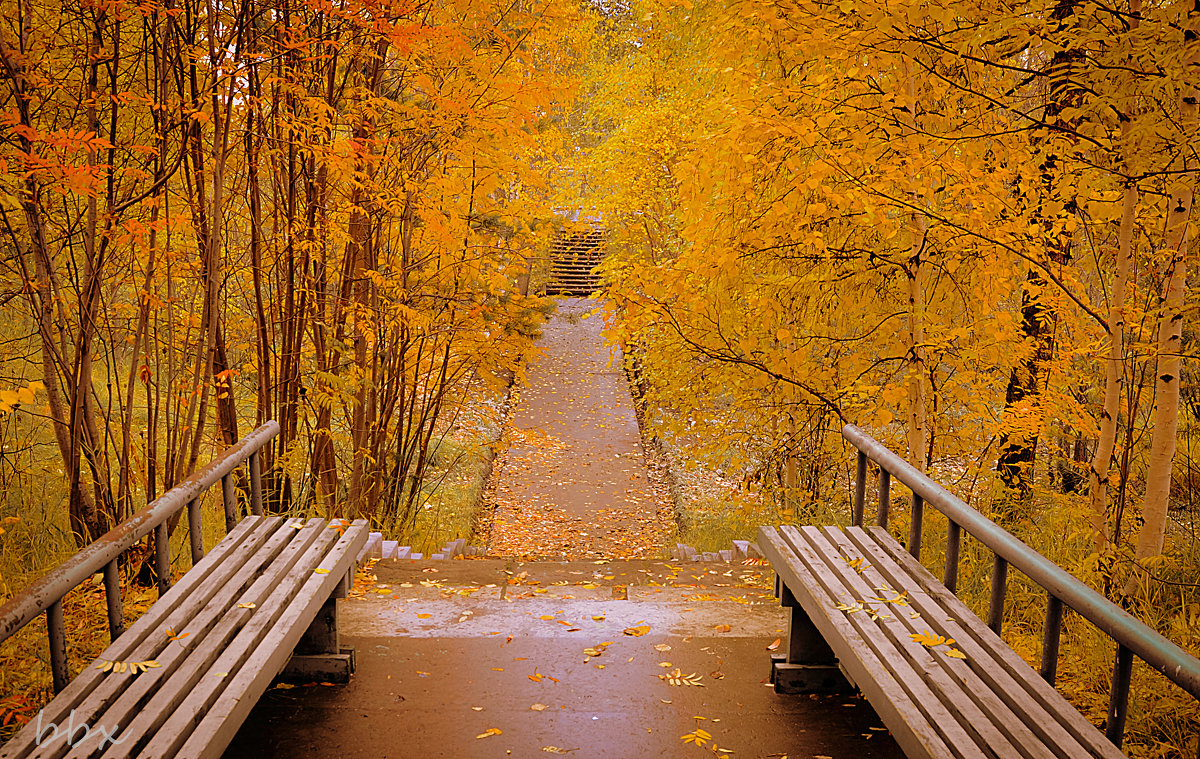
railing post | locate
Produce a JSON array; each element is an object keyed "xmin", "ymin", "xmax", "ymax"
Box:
[
  {"xmin": 853, "ymin": 451, "xmax": 867, "ymax": 527},
  {"xmin": 1106, "ymin": 644, "xmax": 1134, "ymax": 747},
  {"xmin": 944, "ymin": 520, "xmax": 961, "ymax": 594},
  {"xmin": 877, "ymin": 469, "xmax": 891, "ymax": 529},
  {"xmin": 154, "ymin": 522, "xmax": 171, "ymax": 595},
  {"xmin": 48, "ymin": 600, "xmax": 67, "ymax": 693},
  {"xmin": 103, "ymin": 558, "xmax": 124, "ymax": 641},
  {"xmin": 222, "ymin": 472, "xmax": 237, "ymax": 533},
  {"xmin": 989, "ymin": 555, "xmax": 1008, "ymax": 635},
  {"xmin": 908, "ymin": 493, "xmax": 924, "ymax": 559},
  {"xmin": 187, "ymin": 498, "xmax": 204, "ymax": 565},
  {"xmin": 250, "ymin": 451, "xmax": 264, "ymax": 516},
  {"xmin": 1041, "ymin": 594, "xmax": 1063, "ymax": 685}
]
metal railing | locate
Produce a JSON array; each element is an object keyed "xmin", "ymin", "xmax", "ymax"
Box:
[
  {"xmin": 844, "ymin": 423, "xmax": 1200, "ymax": 753},
  {"xmin": 0, "ymin": 421, "xmax": 279, "ymax": 693}
]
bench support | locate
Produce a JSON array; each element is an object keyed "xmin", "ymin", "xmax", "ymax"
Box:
[
  {"xmin": 772, "ymin": 576, "xmax": 854, "ymax": 694},
  {"xmin": 280, "ymin": 568, "xmax": 356, "ymax": 684}
]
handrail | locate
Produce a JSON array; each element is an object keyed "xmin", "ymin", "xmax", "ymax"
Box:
[
  {"xmin": 0, "ymin": 421, "xmax": 279, "ymax": 691},
  {"xmin": 843, "ymin": 423, "xmax": 1200, "ymax": 751}
]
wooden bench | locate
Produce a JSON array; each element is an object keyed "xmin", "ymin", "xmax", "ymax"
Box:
[
  {"xmin": 1, "ymin": 514, "xmax": 367, "ymax": 759},
  {"xmin": 759, "ymin": 524, "xmax": 1126, "ymax": 759}
]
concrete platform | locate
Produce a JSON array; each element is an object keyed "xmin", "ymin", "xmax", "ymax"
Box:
[{"xmin": 227, "ymin": 560, "xmax": 903, "ymax": 758}]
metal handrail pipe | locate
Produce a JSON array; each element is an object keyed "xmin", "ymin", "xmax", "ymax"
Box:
[
  {"xmin": 842, "ymin": 423, "xmax": 1200, "ymax": 701},
  {"xmin": 0, "ymin": 421, "xmax": 280, "ymax": 645}
]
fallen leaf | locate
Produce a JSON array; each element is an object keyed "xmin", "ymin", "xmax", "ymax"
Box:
[
  {"xmin": 623, "ymin": 624, "xmax": 651, "ymax": 637},
  {"xmin": 766, "ymin": 638, "xmax": 782, "ymax": 651},
  {"xmin": 713, "ymin": 624, "xmax": 732, "ymax": 633},
  {"xmin": 314, "ymin": 568, "xmax": 330, "ymax": 574},
  {"xmin": 531, "ymin": 703, "xmax": 548, "ymax": 711},
  {"xmin": 476, "ymin": 728, "xmax": 502, "ymax": 739},
  {"xmin": 909, "ymin": 630, "xmax": 952, "ymax": 648}
]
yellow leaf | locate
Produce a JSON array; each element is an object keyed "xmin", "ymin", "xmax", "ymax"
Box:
[
  {"xmin": 623, "ymin": 624, "xmax": 651, "ymax": 637},
  {"xmin": 476, "ymin": 728, "xmax": 502, "ymax": 739},
  {"xmin": 945, "ymin": 648, "xmax": 967, "ymax": 659},
  {"xmin": 909, "ymin": 630, "xmax": 950, "ymax": 648},
  {"xmin": 766, "ymin": 638, "xmax": 781, "ymax": 651},
  {"xmin": 314, "ymin": 568, "xmax": 330, "ymax": 574}
]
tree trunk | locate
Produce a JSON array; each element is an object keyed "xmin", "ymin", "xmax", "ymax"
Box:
[
  {"xmin": 1088, "ymin": 180, "xmax": 1136, "ymax": 552},
  {"xmin": 1127, "ymin": 10, "xmax": 1198, "ymax": 589},
  {"xmin": 995, "ymin": 0, "xmax": 1081, "ymax": 496},
  {"xmin": 901, "ymin": 58, "xmax": 928, "ymax": 472}
]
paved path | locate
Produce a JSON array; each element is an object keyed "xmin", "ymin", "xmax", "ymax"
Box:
[{"xmin": 486, "ymin": 298, "xmax": 672, "ymax": 559}]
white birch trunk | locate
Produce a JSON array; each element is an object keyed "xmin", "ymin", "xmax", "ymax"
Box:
[
  {"xmin": 1088, "ymin": 184, "xmax": 1134, "ymax": 553},
  {"xmin": 1128, "ymin": 17, "xmax": 1197, "ymax": 588},
  {"xmin": 1087, "ymin": 0, "xmax": 1141, "ymax": 555}
]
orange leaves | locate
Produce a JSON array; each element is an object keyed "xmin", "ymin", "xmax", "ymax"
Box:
[
  {"xmin": 164, "ymin": 626, "xmax": 189, "ymax": 644},
  {"xmin": 909, "ymin": 630, "xmax": 967, "ymax": 660},
  {"xmin": 622, "ymin": 622, "xmax": 651, "ymax": 637}
]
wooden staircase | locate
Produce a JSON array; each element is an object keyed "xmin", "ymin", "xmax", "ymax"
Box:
[{"xmin": 547, "ymin": 228, "xmax": 605, "ymax": 295}]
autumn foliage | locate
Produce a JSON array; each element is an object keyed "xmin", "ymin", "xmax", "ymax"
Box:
[
  {"xmin": 0, "ymin": 0, "xmax": 590, "ymax": 543},
  {"xmin": 577, "ymin": 0, "xmax": 1199, "ymax": 591}
]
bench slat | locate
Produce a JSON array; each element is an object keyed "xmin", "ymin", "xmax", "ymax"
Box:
[
  {"xmin": 844, "ymin": 528, "xmax": 1113, "ymax": 758},
  {"xmin": 0, "ymin": 516, "xmax": 276, "ymax": 759},
  {"xmin": 816, "ymin": 526, "xmax": 1061, "ymax": 759},
  {"xmin": 32, "ymin": 517, "xmax": 300, "ymax": 759},
  {"xmin": 149, "ymin": 520, "xmax": 368, "ymax": 759},
  {"xmin": 836, "ymin": 526, "xmax": 1097, "ymax": 759},
  {"xmin": 792, "ymin": 526, "xmax": 1035, "ymax": 759},
  {"xmin": 759, "ymin": 527, "xmax": 961, "ymax": 759},
  {"xmin": 74, "ymin": 519, "xmax": 330, "ymax": 759},
  {"xmin": 860, "ymin": 526, "xmax": 1127, "ymax": 759}
]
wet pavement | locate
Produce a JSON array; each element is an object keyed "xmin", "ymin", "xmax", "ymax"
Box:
[
  {"xmin": 230, "ymin": 560, "xmax": 904, "ymax": 758},
  {"xmin": 485, "ymin": 298, "xmax": 673, "ymax": 559}
]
